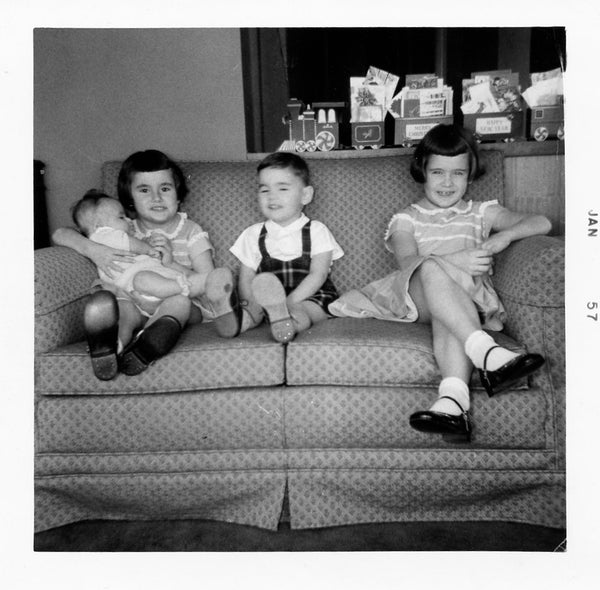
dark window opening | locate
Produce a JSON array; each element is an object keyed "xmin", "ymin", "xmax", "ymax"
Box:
[{"xmin": 242, "ymin": 27, "xmax": 566, "ymax": 153}]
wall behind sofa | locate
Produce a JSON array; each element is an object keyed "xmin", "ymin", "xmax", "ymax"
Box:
[{"xmin": 34, "ymin": 28, "xmax": 247, "ymax": 233}]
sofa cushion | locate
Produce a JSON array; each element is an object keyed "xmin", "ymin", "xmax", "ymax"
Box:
[
  {"xmin": 286, "ymin": 317, "xmax": 526, "ymax": 388},
  {"xmin": 36, "ymin": 323, "xmax": 284, "ymax": 395},
  {"xmin": 36, "ymin": 388, "xmax": 286, "ymax": 453}
]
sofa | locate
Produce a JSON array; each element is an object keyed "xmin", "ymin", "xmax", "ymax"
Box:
[{"xmin": 34, "ymin": 149, "xmax": 565, "ymax": 533}]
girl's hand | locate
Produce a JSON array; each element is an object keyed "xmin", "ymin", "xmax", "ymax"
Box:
[
  {"xmin": 445, "ymin": 248, "xmax": 493, "ymax": 276},
  {"xmin": 481, "ymin": 232, "xmax": 512, "ymax": 254},
  {"xmin": 147, "ymin": 234, "xmax": 173, "ymax": 266},
  {"xmin": 89, "ymin": 243, "xmax": 135, "ymax": 279}
]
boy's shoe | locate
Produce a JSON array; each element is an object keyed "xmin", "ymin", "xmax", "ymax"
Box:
[
  {"xmin": 251, "ymin": 272, "xmax": 295, "ymax": 343},
  {"xmin": 205, "ymin": 267, "xmax": 243, "ymax": 338},
  {"xmin": 84, "ymin": 290, "xmax": 119, "ymax": 381},
  {"xmin": 118, "ymin": 315, "xmax": 182, "ymax": 376}
]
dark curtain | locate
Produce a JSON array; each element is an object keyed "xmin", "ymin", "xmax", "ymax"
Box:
[{"xmin": 241, "ymin": 29, "xmax": 290, "ymax": 153}]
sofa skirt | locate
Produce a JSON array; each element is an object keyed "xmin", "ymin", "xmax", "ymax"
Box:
[
  {"xmin": 287, "ymin": 467, "xmax": 565, "ymax": 529},
  {"xmin": 35, "ymin": 452, "xmax": 287, "ymax": 532}
]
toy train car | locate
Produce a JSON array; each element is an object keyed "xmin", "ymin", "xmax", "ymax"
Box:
[
  {"xmin": 527, "ymin": 105, "xmax": 564, "ymax": 141},
  {"xmin": 280, "ymin": 98, "xmax": 345, "ymax": 152},
  {"xmin": 350, "ymin": 121, "xmax": 384, "ymax": 149}
]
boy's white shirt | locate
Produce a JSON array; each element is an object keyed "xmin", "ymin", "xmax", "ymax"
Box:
[{"xmin": 230, "ymin": 212, "xmax": 344, "ymax": 271}]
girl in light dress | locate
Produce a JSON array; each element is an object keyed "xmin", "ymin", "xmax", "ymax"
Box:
[
  {"xmin": 54, "ymin": 149, "xmax": 221, "ymax": 379},
  {"xmin": 329, "ymin": 124, "xmax": 551, "ymax": 441}
]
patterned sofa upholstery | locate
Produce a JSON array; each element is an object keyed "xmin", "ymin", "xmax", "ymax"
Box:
[{"xmin": 34, "ymin": 150, "xmax": 565, "ymax": 532}]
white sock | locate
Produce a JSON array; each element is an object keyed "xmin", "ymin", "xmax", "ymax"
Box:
[
  {"xmin": 464, "ymin": 330, "xmax": 519, "ymax": 371},
  {"xmin": 429, "ymin": 377, "xmax": 470, "ymax": 415}
]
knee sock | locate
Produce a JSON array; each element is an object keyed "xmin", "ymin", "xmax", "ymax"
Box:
[
  {"xmin": 429, "ymin": 377, "xmax": 470, "ymax": 415},
  {"xmin": 464, "ymin": 330, "xmax": 519, "ymax": 371}
]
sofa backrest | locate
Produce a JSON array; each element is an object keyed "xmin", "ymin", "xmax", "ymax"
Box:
[{"xmin": 102, "ymin": 150, "xmax": 504, "ymax": 293}]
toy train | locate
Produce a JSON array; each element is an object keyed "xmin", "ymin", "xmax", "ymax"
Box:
[
  {"xmin": 527, "ymin": 105, "xmax": 564, "ymax": 141},
  {"xmin": 279, "ymin": 98, "xmax": 345, "ymax": 152},
  {"xmin": 278, "ymin": 98, "xmax": 564, "ymax": 149}
]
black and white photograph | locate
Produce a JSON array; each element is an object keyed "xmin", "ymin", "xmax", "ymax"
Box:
[{"xmin": 1, "ymin": 1, "xmax": 598, "ymax": 588}]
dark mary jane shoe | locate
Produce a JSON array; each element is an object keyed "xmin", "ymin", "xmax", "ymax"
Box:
[
  {"xmin": 84, "ymin": 290, "xmax": 119, "ymax": 381},
  {"xmin": 409, "ymin": 396, "xmax": 472, "ymax": 443},
  {"xmin": 479, "ymin": 346, "xmax": 545, "ymax": 397},
  {"xmin": 118, "ymin": 315, "xmax": 182, "ymax": 376}
]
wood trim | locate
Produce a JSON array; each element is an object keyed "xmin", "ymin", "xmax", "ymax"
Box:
[{"xmin": 246, "ymin": 140, "xmax": 564, "ymax": 161}]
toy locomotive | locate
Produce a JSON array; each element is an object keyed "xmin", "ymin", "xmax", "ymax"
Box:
[{"xmin": 279, "ymin": 98, "xmax": 345, "ymax": 152}]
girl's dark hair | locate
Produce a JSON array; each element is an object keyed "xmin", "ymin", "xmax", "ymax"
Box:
[
  {"xmin": 410, "ymin": 124, "xmax": 485, "ymax": 183},
  {"xmin": 257, "ymin": 152, "xmax": 311, "ymax": 186},
  {"xmin": 117, "ymin": 149, "xmax": 189, "ymax": 212}
]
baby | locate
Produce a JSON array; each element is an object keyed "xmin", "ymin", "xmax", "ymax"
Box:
[{"xmin": 72, "ymin": 190, "xmax": 206, "ymax": 316}]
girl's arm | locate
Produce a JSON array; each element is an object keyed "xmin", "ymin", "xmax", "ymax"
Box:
[
  {"xmin": 389, "ymin": 230, "xmax": 493, "ymax": 277},
  {"xmin": 388, "ymin": 230, "xmax": 422, "ymax": 271},
  {"xmin": 52, "ymin": 227, "xmax": 135, "ymax": 278},
  {"xmin": 286, "ymin": 251, "xmax": 333, "ymax": 305},
  {"xmin": 482, "ymin": 209, "xmax": 552, "ymax": 254}
]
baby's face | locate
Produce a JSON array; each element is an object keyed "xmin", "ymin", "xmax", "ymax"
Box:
[{"xmin": 97, "ymin": 198, "xmax": 131, "ymax": 233}]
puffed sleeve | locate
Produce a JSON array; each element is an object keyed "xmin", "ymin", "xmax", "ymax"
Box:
[
  {"xmin": 384, "ymin": 212, "xmax": 415, "ymax": 251},
  {"xmin": 310, "ymin": 221, "xmax": 344, "ymax": 260},
  {"xmin": 478, "ymin": 199, "xmax": 503, "ymax": 238},
  {"xmin": 187, "ymin": 222, "xmax": 214, "ymax": 254},
  {"xmin": 230, "ymin": 225, "xmax": 262, "ymax": 270}
]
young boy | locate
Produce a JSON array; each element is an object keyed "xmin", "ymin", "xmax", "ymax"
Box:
[
  {"xmin": 206, "ymin": 152, "xmax": 344, "ymax": 342},
  {"xmin": 72, "ymin": 190, "xmax": 208, "ymax": 319}
]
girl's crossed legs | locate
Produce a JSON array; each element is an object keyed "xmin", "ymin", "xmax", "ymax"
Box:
[{"xmin": 407, "ymin": 258, "xmax": 544, "ymax": 439}]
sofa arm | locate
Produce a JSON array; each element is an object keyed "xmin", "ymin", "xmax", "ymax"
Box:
[
  {"xmin": 35, "ymin": 246, "xmax": 98, "ymax": 353},
  {"xmin": 493, "ymin": 235, "xmax": 564, "ymax": 309},
  {"xmin": 493, "ymin": 235, "xmax": 565, "ymax": 391}
]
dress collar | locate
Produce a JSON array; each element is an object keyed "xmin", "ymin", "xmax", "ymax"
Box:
[
  {"xmin": 410, "ymin": 200, "xmax": 473, "ymax": 216},
  {"xmin": 133, "ymin": 212, "xmax": 187, "ymax": 238}
]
